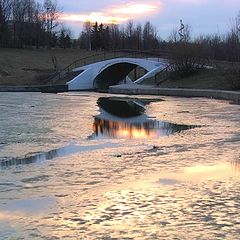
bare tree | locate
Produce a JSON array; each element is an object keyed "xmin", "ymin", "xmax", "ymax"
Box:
[
  {"xmin": 32, "ymin": 2, "xmax": 44, "ymax": 48},
  {"xmin": 0, "ymin": 0, "xmax": 62, "ymax": 48},
  {"xmin": 223, "ymin": 10, "xmax": 240, "ymax": 89},
  {"xmin": 109, "ymin": 23, "xmax": 121, "ymax": 49},
  {"xmin": 125, "ymin": 20, "xmax": 133, "ymax": 38},
  {"xmin": 0, "ymin": 0, "xmax": 12, "ymax": 46},
  {"xmin": 80, "ymin": 21, "xmax": 92, "ymax": 50},
  {"xmin": 143, "ymin": 21, "xmax": 158, "ymax": 49},
  {"xmin": 43, "ymin": 0, "xmax": 59, "ymax": 33},
  {"xmin": 0, "ymin": 0, "xmax": 12, "ymax": 22},
  {"xmin": 135, "ymin": 24, "xmax": 142, "ymax": 50},
  {"xmin": 184, "ymin": 24, "xmax": 191, "ymax": 42},
  {"xmin": 43, "ymin": 0, "xmax": 60, "ymax": 47},
  {"xmin": 12, "ymin": 0, "xmax": 28, "ymax": 47},
  {"xmin": 168, "ymin": 29, "xmax": 179, "ymax": 43},
  {"xmin": 125, "ymin": 20, "xmax": 136, "ymax": 49}
]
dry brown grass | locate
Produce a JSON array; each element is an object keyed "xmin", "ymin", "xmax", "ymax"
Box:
[
  {"xmin": 157, "ymin": 69, "xmax": 238, "ymax": 90},
  {"xmin": 1, "ymin": 48, "xmax": 239, "ymax": 90},
  {"xmin": 0, "ymin": 48, "xmax": 95, "ymax": 86}
]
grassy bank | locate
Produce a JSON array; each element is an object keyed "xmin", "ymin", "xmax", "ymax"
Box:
[
  {"xmin": 0, "ymin": 48, "xmax": 239, "ymax": 90},
  {"xmin": 0, "ymin": 48, "xmax": 93, "ymax": 86},
  {"xmin": 157, "ymin": 69, "xmax": 239, "ymax": 90}
]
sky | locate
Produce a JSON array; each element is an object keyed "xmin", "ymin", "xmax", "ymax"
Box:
[{"xmin": 56, "ymin": 0, "xmax": 240, "ymax": 39}]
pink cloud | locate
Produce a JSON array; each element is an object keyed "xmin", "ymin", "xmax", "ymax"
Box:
[{"xmin": 59, "ymin": 1, "xmax": 161, "ymax": 24}]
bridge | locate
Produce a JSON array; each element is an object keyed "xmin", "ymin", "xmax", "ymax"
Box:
[
  {"xmin": 67, "ymin": 57, "xmax": 167, "ymax": 91},
  {"xmin": 46, "ymin": 50, "xmax": 171, "ymax": 91}
]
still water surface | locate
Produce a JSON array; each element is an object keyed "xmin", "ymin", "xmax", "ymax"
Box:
[{"xmin": 0, "ymin": 92, "xmax": 239, "ymax": 239}]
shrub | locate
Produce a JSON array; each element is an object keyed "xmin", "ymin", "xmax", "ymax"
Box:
[
  {"xmin": 168, "ymin": 42, "xmax": 209, "ymax": 79},
  {"xmin": 223, "ymin": 63, "xmax": 240, "ymax": 90}
]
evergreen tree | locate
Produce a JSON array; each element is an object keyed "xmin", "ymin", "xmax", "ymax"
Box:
[{"xmin": 59, "ymin": 30, "xmax": 65, "ymax": 48}]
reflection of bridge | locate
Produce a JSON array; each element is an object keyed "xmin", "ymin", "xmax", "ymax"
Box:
[
  {"xmin": 89, "ymin": 97, "xmax": 197, "ymax": 140},
  {"xmin": 67, "ymin": 57, "xmax": 167, "ymax": 91}
]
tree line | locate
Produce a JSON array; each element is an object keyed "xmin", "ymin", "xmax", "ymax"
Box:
[
  {"xmin": 78, "ymin": 20, "xmax": 159, "ymax": 51},
  {"xmin": 165, "ymin": 15, "xmax": 240, "ymax": 63},
  {"xmin": 0, "ymin": 0, "xmax": 72, "ymax": 48},
  {"xmin": 0, "ymin": 0, "xmax": 239, "ymax": 62},
  {"xmin": 77, "ymin": 14, "xmax": 239, "ymax": 62}
]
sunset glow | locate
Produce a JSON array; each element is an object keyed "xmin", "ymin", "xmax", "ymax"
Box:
[
  {"xmin": 60, "ymin": 13, "xmax": 127, "ymax": 24},
  {"xmin": 56, "ymin": 0, "xmax": 238, "ymax": 38},
  {"xmin": 59, "ymin": 2, "xmax": 160, "ymax": 24}
]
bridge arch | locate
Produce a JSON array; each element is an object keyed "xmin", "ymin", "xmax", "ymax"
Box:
[{"xmin": 93, "ymin": 62, "xmax": 147, "ymax": 90}]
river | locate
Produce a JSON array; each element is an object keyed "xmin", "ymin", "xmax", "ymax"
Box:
[{"xmin": 0, "ymin": 92, "xmax": 239, "ymax": 239}]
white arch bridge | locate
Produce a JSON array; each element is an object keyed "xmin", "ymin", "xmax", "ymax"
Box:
[{"xmin": 67, "ymin": 57, "xmax": 168, "ymax": 91}]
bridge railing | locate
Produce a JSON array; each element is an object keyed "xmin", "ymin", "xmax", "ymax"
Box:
[
  {"xmin": 153, "ymin": 54, "xmax": 213, "ymax": 86},
  {"xmin": 46, "ymin": 49, "xmax": 170, "ymax": 84},
  {"xmin": 154, "ymin": 64, "xmax": 175, "ymax": 85}
]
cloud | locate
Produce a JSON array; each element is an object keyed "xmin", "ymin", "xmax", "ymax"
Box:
[
  {"xmin": 111, "ymin": 3, "xmax": 159, "ymax": 15},
  {"xmin": 59, "ymin": 1, "xmax": 160, "ymax": 24},
  {"xmin": 168, "ymin": 0, "xmax": 207, "ymax": 4},
  {"xmin": 60, "ymin": 12, "xmax": 128, "ymax": 24}
]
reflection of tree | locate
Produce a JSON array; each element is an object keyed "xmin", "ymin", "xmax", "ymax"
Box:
[
  {"xmin": 0, "ymin": 145, "xmax": 81, "ymax": 169},
  {"xmin": 92, "ymin": 117, "xmax": 197, "ymax": 139},
  {"xmin": 161, "ymin": 122, "xmax": 195, "ymax": 135},
  {"xmin": 1, "ymin": 148, "xmax": 60, "ymax": 168},
  {"xmin": 231, "ymin": 157, "xmax": 240, "ymax": 174}
]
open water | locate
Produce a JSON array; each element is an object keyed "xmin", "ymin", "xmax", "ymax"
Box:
[{"xmin": 0, "ymin": 92, "xmax": 239, "ymax": 239}]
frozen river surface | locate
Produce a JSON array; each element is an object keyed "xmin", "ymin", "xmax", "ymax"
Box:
[{"xmin": 0, "ymin": 92, "xmax": 239, "ymax": 239}]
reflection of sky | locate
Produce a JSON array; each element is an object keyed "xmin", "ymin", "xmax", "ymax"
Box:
[
  {"xmin": 181, "ymin": 162, "xmax": 240, "ymax": 180},
  {"xmin": 56, "ymin": 0, "xmax": 239, "ymax": 38},
  {"xmin": 0, "ymin": 198, "xmax": 55, "ymax": 216},
  {"xmin": 158, "ymin": 161, "xmax": 240, "ymax": 184}
]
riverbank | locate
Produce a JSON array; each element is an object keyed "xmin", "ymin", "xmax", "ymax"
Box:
[
  {"xmin": 1, "ymin": 83, "xmax": 240, "ymax": 104},
  {"xmin": 156, "ymin": 68, "xmax": 239, "ymax": 90},
  {"xmin": 0, "ymin": 84, "xmax": 68, "ymax": 93},
  {"xmin": 109, "ymin": 84, "xmax": 240, "ymax": 104}
]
